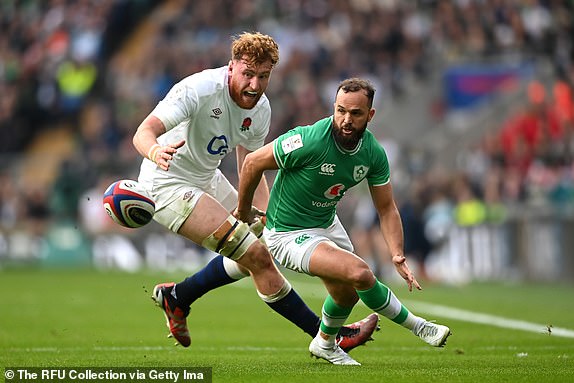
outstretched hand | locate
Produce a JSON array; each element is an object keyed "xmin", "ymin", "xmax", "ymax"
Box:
[
  {"xmin": 392, "ymin": 255, "xmax": 422, "ymax": 292},
  {"xmin": 152, "ymin": 140, "xmax": 185, "ymax": 171}
]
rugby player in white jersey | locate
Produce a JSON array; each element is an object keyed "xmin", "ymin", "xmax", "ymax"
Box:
[
  {"xmin": 133, "ymin": 33, "xmax": 378, "ymax": 351},
  {"xmin": 236, "ymin": 78, "xmax": 452, "ymax": 365}
]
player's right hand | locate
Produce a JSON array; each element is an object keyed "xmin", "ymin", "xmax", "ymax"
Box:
[
  {"xmin": 233, "ymin": 206, "xmax": 265, "ymax": 225},
  {"xmin": 152, "ymin": 140, "xmax": 185, "ymax": 171}
]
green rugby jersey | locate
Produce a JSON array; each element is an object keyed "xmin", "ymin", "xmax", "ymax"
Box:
[{"xmin": 267, "ymin": 116, "xmax": 390, "ymax": 231}]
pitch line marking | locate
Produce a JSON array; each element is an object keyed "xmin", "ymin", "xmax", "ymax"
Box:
[
  {"xmin": 402, "ymin": 300, "xmax": 574, "ymax": 338},
  {"xmin": 263, "ymin": 279, "xmax": 574, "ymax": 339},
  {"xmin": 6, "ymin": 344, "xmax": 573, "ymax": 353}
]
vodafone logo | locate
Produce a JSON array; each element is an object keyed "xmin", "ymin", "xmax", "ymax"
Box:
[{"xmin": 323, "ymin": 183, "xmax": 345, "ymax": 199}]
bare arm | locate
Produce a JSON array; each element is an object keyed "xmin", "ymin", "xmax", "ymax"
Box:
[
  {"xmin": 132, "ymin": 115, "xmax": 185, "ymax": 171},
  {"xmin": 370, "ymin": 183, "xmax": 422, "ymax": 291},
  {"xmin": 236, "ymin": 142, "xmax": 278, "ymax": 223},
  {"xmin": 236, "ymin": 145, "xmax": 270, "ymax": 212}
]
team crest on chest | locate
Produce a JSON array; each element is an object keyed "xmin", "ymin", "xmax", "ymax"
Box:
[
  {"xmin": 353, "ymin": 165, "xmax": 369, "ymax": 182},
  {"xmin": 240, "ymin": 117, "xmax": 252, "ymax": 132}
]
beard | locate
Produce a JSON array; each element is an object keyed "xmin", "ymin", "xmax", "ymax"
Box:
[
  {"xmin": 229, "ymin": 86, "xmax": 261, "ymax": 109},
  {"xmin": 332, "ymin": 121, "xmax": 367, "ymax": 150}
]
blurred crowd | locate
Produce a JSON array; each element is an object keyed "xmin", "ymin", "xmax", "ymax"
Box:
[{"xmin": 1, "ymin": 0, "xmax": 574, "ymax": 275}]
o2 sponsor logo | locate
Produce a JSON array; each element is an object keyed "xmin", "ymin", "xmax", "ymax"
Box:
[{"xmin": 207, "ymin": 135, "xmax": 229, "ymax": 156}]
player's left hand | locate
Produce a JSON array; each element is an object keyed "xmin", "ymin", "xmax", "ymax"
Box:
[{"xmin": 392, "ymin": 255, "xmax": 422, "ymax": 292}]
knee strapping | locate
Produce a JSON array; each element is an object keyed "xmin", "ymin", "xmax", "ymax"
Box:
[
  {"xmin": 201, "ymin": 216, "xmax": 257, "ymax": 261},
  {"xmin": 257, "ymin": 279, "xmax": 292, "ymax": 303},
  {"xmin": 249, "ymin": 217, "xmax": 266, "ymax": 245}
]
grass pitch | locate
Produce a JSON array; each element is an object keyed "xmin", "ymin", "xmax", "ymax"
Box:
[{"xmin": 1, "ymin": 267, "xmax": 573, "ymax": 383}]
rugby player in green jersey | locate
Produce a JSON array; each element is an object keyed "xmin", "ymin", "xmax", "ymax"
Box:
[{"xmin": 236, "ymin": 78, "xmax": 451, "ymax": 365}]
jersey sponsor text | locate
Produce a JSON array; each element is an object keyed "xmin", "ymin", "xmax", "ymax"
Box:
[{"xmin": 311, "ymin": 200, "xmax": 338, "ymax": 208}]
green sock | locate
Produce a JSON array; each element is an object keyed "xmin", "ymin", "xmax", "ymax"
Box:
[
  {"xmin": 357, "ymin": 280, "xmax": 423, "ymax": 330},
  {"xmin": 319, "ymin": 295, "xmax": 353, "ymax": 337}
]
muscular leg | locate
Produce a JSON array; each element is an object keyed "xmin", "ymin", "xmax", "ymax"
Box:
[
  {"xmin": 163, "ymin": 195, "xmax": 378, "ymax": 345},
  {"xmin": 173, "ymin": 256, "xmax": 248, "ymax": 309},
  {"xmin": 314, "ymin": 280, "xmax": 358, "ymax": 348},
  {"xmin": 177, "ymin": 194, "xmax": 319, "ymax": 335},
  {"xmin": 307, "ymin": 245, "xmax": 363, "ymax": 348},
  {"xmin": 310, "ymin": 242, "xmax": 425, "ymax": 336}
]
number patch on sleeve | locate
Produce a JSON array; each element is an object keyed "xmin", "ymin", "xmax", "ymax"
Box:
[{"xmin": 281, "ymin": 133, "xmax": 303, "ymax": 154}]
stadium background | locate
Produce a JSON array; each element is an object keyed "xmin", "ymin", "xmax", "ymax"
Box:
[{"xmin": 1, "ymin": 0, "xmax": 574, "ymax": 285}]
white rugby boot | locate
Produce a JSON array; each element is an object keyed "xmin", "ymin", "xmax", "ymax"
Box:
[
  {"xmin": 415, "ymin": 321, "xmax": 451, "ymax": 347},
  {"xmin": 309, "ymin": 338, "xmax": 361, "ymax": 365}
]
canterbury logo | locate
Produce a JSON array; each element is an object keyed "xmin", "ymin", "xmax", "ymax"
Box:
[
  {"xmin": 320, "ymin": 163, "xmax": 336, "ymax": 175},
  {"xmin": 295, "ymin": 234, "xmax": 311, "ymax": 245}
]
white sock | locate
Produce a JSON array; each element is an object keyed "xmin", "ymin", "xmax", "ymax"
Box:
[{"xmin": 314, "ymin": 333, "xmax": 336, "ymax": 348}]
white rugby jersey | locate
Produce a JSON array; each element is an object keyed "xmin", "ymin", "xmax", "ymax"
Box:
[{"xmin": 138, "ymin": 66, "xmax": 270, "ymax": 189}]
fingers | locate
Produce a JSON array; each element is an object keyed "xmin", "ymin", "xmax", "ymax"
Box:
[
  {"xmin": 250, "ymin": 206, "xmax": 266, "ymax": 219},
  {"xmin": 392, "ymin": 255, "xmax": 406, "ymax": 265},
  {"xmin": 405, "ymin": 272, "xmax": 422, "ymax": 291},
  {"xmin": 412, "ymin": 276, "xmax": 423, "ymax": 291},
  {"xmin": 165, "ymin": 141, "xmax": 184, "ymax": 153},
  {"xmin": 235, "ymin": 208, "xmax": 254, "ymax": 223},
  {"xmin": 172, "ymin": 139, "xmax": 186, "ymax": 149},
  {"xmin": 405, "ymin": 274, "xmax": 423, "ymax": 291},
  {"xmin": 153, "ymin": 141, "xmax": 185, "ymax": 171},
  {"xmin": 234, "ymin": 208, "xmax": 250, "ymax": 223},
  {"xmin": 393, "ymin": 256, "xmax": 423, "ymax": 291},
  {"xmin": 236, "ymin": 207, "xmax": 267, "ymax": 224},
  {"xmin": 155, "ymin": 151, "xmax": 173, "ymax": 171}
]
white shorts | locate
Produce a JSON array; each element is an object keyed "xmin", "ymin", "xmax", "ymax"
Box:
[
  {"xmin": 264, "ymin": 215, "xmax": 354, "ymax": 276},
  {"xmin": 139, "ymin": 168, "xmax": 238, "ymax": 233}
]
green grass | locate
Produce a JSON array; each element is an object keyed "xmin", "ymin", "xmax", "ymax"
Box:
[{"xmin": 1, "ymin": 268, "xmax": 573, "ymax": 383}]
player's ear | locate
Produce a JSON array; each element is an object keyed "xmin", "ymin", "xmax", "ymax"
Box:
[{"xmin": 367, "ymin": 108, "xmax": 376, "ymax": 122}]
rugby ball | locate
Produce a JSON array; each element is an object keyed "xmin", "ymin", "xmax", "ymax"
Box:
[{"xmin": 103, "ymin": 180, "xmax": 155, "ymax": 228}]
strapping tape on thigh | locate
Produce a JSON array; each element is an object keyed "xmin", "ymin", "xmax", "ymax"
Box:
[{"xmin": 202, "ymin": 216, "xmax": 257, "ymax": 260}]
